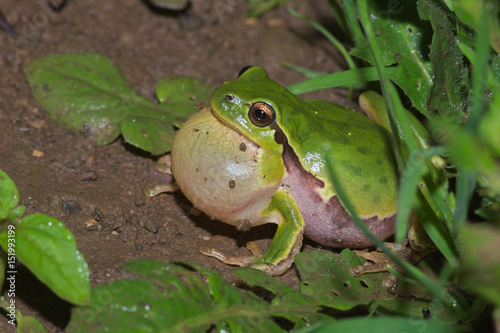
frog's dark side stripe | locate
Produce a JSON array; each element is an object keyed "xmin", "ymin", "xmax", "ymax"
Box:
[{"xmin": 272, "ymin": 123, "xmax": 396, "ymax": 248}]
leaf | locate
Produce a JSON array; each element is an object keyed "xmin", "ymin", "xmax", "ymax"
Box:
[
  {"xmin": 0, "ymin": 213, "xmax": 90, "ymax": 305},
  {"xmin": 350, "ymin": 0, "xmax": 433, "ymax": 115},
  {"xmin": 491, "ymin": 54, "xmax": 500, "ymax": 87},
  {"xmin": 68, "ymin": 260, "xmax": 285, "ymax": 333},
  {"xmin": 147, "ymin": 0, "xmax": 189, "ymax": 10},
  {"xmin": 295, "ymin": 317, "xmax": 466, "ymax": 333},
  {"xmin": 232, "ymin": 267, "xmax": 327, "ymax": 326},
  {"xmin": 295, "ymin": 250, "xmax": 464, "ymax": 322},
  {"xmin": 16, "ymin": 311, "xmax": 49, "ymax": 333},
  {"xmin": 458, "ymin": 224, "xmax": 500, "ymax": 307},
  {"xmin": 68, "ymin": 254, "xmax": 467, "ymax": 331},
  {"xmin": 450, "ymin": 0, "xmax": 500, "ymax": 53},
  {"xmin": 247, "ymin": 0, "xmax": 290, "ymax": 17},
  {"xmin": 25, "ymin": 53, "xmax": 214, "ymax": 155},
  {"xmin": 418, "ymin": 0, "xmax": 470, "ymax": 123},
  {"xmin": 286, "ymin": 67, "xmax": 397, "ymax": 95},
  {"xmin": 0, "ymin": 170, "xmax": 20, "ymax": 220},
  {"xmin": 120, "ymin": 117, "xmax": 176, "ymax": 156}
]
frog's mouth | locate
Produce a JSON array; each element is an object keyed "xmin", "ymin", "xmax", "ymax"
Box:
[{"xmin": 209, "ymin": 106, "xmax": 262, "ymax": 148}]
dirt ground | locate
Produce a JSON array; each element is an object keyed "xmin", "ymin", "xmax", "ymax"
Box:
[{"xmin": 0, "ymin": 0, "xmax": 351, "ymax": 331}]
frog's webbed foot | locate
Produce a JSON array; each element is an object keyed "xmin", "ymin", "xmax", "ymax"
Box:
[
  {"xmin": 144, "ymin": 183, "xmax": 179, "ymax": 197},
  {"xmin": 200, "ymin": 242, "xmax": 261, "ymax": 268},
  {"xmin": 200, "ymin": 189, "xmax": 305, "ymax": 276},
  {"xmin": 350, "ymin": 243, "xmax": 434, "ymax": 287},
  {"xmin": 200, "ymin": 238, "xmax": 300, "ymax": 276},
  {"xmin": 156, "ymin": 154, "xmax": 173, "ymax": 174},
  {"xmin": 145, "ymin": 155, "xmax": 180, "ymax": 197}
]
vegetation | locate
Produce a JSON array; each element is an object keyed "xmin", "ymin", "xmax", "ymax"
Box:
[
  {"xmin": 0, "ymin": 170, "xmax": 90, "ymax": 332},
  {"xmin": 17, "ymin": 0, "xmax": 500, "ymax": 331}
]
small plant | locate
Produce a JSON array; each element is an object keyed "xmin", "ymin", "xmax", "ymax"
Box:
[
  {"xmin": 0, "ymin": 170, "xmax": 90, "ymax": 330},
  {"xmin": 25, "ymin": 53, "xmax": 214, "ymax": 156},
  {"xmin": 66, "ymin": 251, "xmax": 464, "ymax": 332}
]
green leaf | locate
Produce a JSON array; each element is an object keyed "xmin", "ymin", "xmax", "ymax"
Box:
[
  {"xmin": 155, "ymin": 75, "xmax": 213, "ymax": 107},
  {"xmin": 351, "ymin": 0, "xmax": 433, "ymax": 115},
  {"xmin": 418, "ymin": 0, "xmax": 470, "ymax": 123},
  {"xmin": 232, "ymin": 267, "xmax": 326, "ymax": 326},
  {"xmin": 295, "ymin": 249, "xmax": 462, "ymax": 322},
  {"xmin": 68, "ymin": 260, "xmax": 285, "ymax": 332},
  {"xmin": 247, "ymin": 0, "xmax": 290, "ymax": 17},
  {"xmin": 0, "ymin": 170, "xmax": 20, "ymax": 220},
  {"xmin": 450, "ymin": 0, "xmax": 500, "ymax": 53},
  {"xmin": 25, "ymin": 53, "xmax": 213, "ymax": 155},
  {"xmin": 68, "ymin": 255, "xmax": 468, "ymax": 331},
  {"xmin": 16, "ymin": 311, "xmax": 49, "ymax": 333},
  {"xmin": 296, "ymin": 316, "xmax": 466, "ymax": 333},
  {"xmin": 458, "ymin": 224, "xmax": 500, "ymax": 307},
  {"xmin": 340, "ymin": 0, "xmax": 366, "ymax": 46},
  {"xmin": 147, "ymin": 0, "xmax": 189, "ymax": 10},
  {"xmin": 286, "ymin": 67, "xmax": 396, "ymax": 95},
  {"xmin": 120, "ymin": 117, "xmax": 176, "ymax": 156},
  {"xmin": 0, "ymin": 213, "xmax": 90, "ymax": 305}
]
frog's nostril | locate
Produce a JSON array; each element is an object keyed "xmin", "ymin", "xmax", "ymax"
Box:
[{"xmin": 226, "ymin": 94, "xmax": 233, "ymax": 101}]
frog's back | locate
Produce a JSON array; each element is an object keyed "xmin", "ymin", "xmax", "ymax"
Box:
[{"xmin": 277, "ymin": 98, "xmax": 398, "ymax": 220}]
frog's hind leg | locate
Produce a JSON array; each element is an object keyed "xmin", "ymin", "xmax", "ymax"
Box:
[
  {"xmin": 199, "ymin": 233, "xmax": 302, "ymax": 276},
  {"xmin": 350, "ymin": 243, "xmax": 434, "ymax": 287},
  {"xmin": 200, "ymin": 189, "xmax": 306, "ymax": 276}
]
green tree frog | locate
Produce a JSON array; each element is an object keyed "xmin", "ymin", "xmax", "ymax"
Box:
[{"xmin": 154, "ymin": 66, "xmax": 419, "ymax": 276}]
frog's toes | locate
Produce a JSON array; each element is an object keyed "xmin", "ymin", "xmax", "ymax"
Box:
[
  {"xmin": 199, "ymin": 247, "xmax": 257, "ymax": 267},
  {"xmin": 349, "ymin": 255, "xmax": 392, "ymax": 277},
  {"xmin": 144, "ymin": 183, "xmax": 179, "ymax": 197},
  {"xmin": 199, "ymin": 244, "xmax": 292, "ymax": 276},
  {"xmin": 245, "ymin": 241, "xmax": 263, "ymax": 257},
  {"xmin": 156, "ymin": 154, "xmax": 173, "ymax": 174}
]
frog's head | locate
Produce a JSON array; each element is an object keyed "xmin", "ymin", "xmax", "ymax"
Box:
[{"xmin": 210, "ymin": 66, "xmax": 297, "ymax": 150}]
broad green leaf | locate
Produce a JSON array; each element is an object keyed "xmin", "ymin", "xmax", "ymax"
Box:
[
  {"xmin": 16, "ymin": 311, "xmax": 49, "ymax": 333},
  {"xmin": 295, "ymin": 316, "xmax": 466, "ymax": 333},
  {"xmin": 0, "ymin": 213, "xmax": 90, "ymax": 305},
  {"xmin": 458, "ymin": 224, "xmax": 500, "ymax": 307},
  {"xmin": 0, "ymin": 170, "xmax": 19, "ymax": 220},
  {"xmin": 418, "ymin": 0, "xmax": 470, "ymax": 123},
  {"xmin": 25, "ymin": 53, "xmax": 213, "ymax": 155},
  {"xmin": 232, "ymin": 267, "xmax": 327, "ymax": 326},
  {"xmin": 68, "ymin": 260, "xmax": 285, "ymax": 333},
  {"xmin": 295, "ymin": 249, "xmax": 462, "ymax": 322},
  {"xmin": 350, "ymin": 0, "xmax": 433, "ymax": 115},
  {"xmin": 156, "ymin": 75, "xmax": 213, "ymax": 107}
]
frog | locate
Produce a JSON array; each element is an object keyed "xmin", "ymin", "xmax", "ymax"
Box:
[{"xmin": 149, "ymin": 66, "xmax": 432, "ymax": 276}]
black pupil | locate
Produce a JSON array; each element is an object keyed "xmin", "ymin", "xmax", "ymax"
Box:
[{"xmin": 255, "ymin": 108, "xmax": 267, "ymax": 119}]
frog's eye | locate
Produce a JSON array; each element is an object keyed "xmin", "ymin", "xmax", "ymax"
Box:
[
  {"xmin": 238, "ymin": 66, "xmax": 253, "ymax": 77},
  {"xmin": 249, "ymin": 102, "xmax": 276, "ymax": 127}
]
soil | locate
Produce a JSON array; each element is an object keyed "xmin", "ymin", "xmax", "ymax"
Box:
[{"xmin": 0, "ymin": 0, "xmax": 350, "ymax": 331}]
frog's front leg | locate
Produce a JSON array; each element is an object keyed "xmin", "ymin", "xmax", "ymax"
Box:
[{"xmin": 200, "ymin": 189, "xmax": 305, "ymax": 276}]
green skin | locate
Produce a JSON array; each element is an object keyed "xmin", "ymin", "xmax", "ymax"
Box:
[{"xmin": 170, "ymin": 67, "xmax": 401, "ymax": 275}]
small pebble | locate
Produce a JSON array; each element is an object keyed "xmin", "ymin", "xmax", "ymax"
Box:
[
  {"xmin": 62, "ymin": 200, "xmax": 82, "ymax": 215},
  {"xmin": 32, "ymin": 149, "xmax": 44, "ymax": 157}
]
